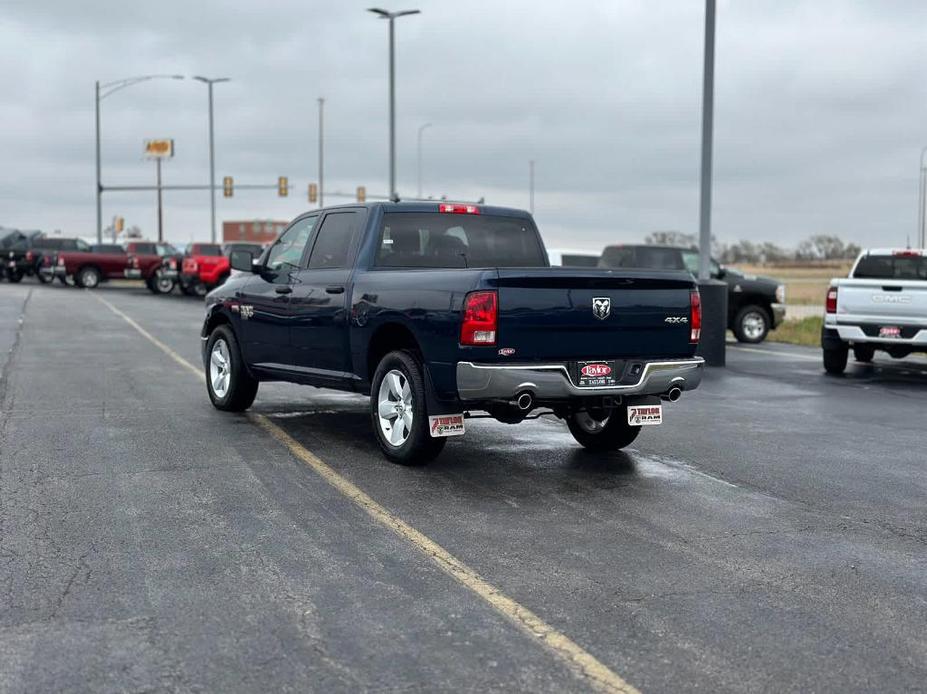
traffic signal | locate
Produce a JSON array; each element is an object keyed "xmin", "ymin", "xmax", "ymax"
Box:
[
  {"xmin": 115, "ymin": 216, "xmax": 125, "ymax": 232},
  {"xmin": 278, "ymin": 176, "xmax": 289, "ymax": 197},
  {"xmin": 356, "ymin": 186, "xmax": 366, "ymax": 203},
  {"xmin": 308, "ymin": 183, "xmax": 318, "ymax": 204},
  {"xmin": 223, "ymin": 176, "xmax": 233, "ymax": 197}
]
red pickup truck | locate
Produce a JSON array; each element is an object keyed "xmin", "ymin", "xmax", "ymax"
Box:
[
  {"xmin": 46, "ymin": 241, "xmax": 179, "ymax": 292},
  {"xmin": 180, "ymin": 243, "xmax": 230, "ymax": 296}
]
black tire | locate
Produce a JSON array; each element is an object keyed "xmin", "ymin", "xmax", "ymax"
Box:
[
  {"xmin": 193, "ymin": 281, "xmax": 208, "ymax": 297},
  {"xmin": 853, "ymin": 344, "xmax": 875, "ymax": 363},
  {"xmin": 566, "ymin": 407, "xmax": 641, "ymax": 451},
  {"xmin": 36, "ymin": 270, "xmax": 53, "ymax": 284},
  {"xmin": 147, "ymin": 272, "xmax": 175, "ymax": 295},
  {"xmin": 205, "ymin": 325, "xmax": 258, "ymax": 411},
  {"xmin": 7, "ymin": 269, "xmax": 23, "ymax": 283},
  {"xmin": 370, "ymin": 350, "xmax": 447, "ymax": 465},
  {"xmin": 733, "ymin": 304, "xmax": 770, "ymax": 344},
  {"xmin": 75, "ymin": 266, "xmax": 101, "ymax": 289},
  {"xmin": 823, "ymin": 345, "xmax": 848, "ymax": 375}
]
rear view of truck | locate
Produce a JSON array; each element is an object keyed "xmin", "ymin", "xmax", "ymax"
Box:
[{"xmin": 822, "ymin": 249, "xmax": 927, "ymax": 373}]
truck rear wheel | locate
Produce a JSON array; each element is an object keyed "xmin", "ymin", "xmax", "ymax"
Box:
[
  {"xmin": 370, "ymin": 350, "xmax": 446, "ymax": 465},
  {"xmin": 76, "ymin": 266, "xmax": 101, "ymax": 289},
  {"xmin": 823, "ymin": 344, "xmax": 848, "ymax": 375},
  {"xmin": 205, "ymin": 325, "xmax": 258, "ymax": 411},
  {"xmin": 567, "ymin": 407, "xmax": 641, "ymax": 451}
]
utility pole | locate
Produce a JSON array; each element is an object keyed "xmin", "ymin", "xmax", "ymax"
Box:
[
  {"xmin": 698, "ymin": 0, "xmax": 716, "ymax": 281},
  {"xmin": 318, "ymin": 97, "xmax": 325, "ymax": 208},
  {"xmin": 529, "ymin": 159, "xmax": 535, "ymax": 215},
  {"xmin": 95, "ymin": 81, "xmax": 102, "ymax": 244},
  {"xmin": 417, "ymin": 122, "xmax": 431, "ymax": 198},
  {"xmin": 193, "ymin": 77, "xmax": 230, "ymax": 244},
  {"xmin": 368, "ymin": 8, "xmax": 421, "ymax": 201},
  {"xmin": 156, "ymin": 158, "xmax": 164, "ymax": 242},
  {"xmin": 919, "ymin": 146, "xmax": 927, "ymax": 248}
]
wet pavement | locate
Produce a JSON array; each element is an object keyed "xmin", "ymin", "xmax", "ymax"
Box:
[{"xmin": 1, "ymin": 282, "xmax": 925, "ymax": 693}]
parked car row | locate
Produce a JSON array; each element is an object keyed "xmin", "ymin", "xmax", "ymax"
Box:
[
  {"xmin": 1, "ymin": 230, "xmax": 267, "ymax": 296},
  {"xmin": 547, "ymin": 244, "xmax": 787, "ymax": 343}
]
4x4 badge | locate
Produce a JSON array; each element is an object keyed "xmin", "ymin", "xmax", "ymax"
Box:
[{"xmin": 592, "ymin": 297, "xmax": 611, "ymax": 320}]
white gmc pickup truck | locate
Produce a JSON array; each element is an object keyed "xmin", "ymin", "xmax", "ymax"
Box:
[{"xmin": 822, "ymin": 248, "xmax": 927, "ymax": 374}]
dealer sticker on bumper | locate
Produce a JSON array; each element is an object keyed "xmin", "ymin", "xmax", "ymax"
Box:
[
  {"xmin": 429, "ymin": 414, "xmax": 465, "ymax": 437},
  {"xmin": 627, "ymin": 404, "xmax": 663, "ymax": 426}
]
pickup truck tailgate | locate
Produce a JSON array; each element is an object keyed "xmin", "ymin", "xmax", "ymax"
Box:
[
  {"xmin": 836, "ymin": 280, "xmax": 927, "ymax": 322},
  {"xmin": 492, "ymin": 268, "xmax": 696, "ymax": 360}
]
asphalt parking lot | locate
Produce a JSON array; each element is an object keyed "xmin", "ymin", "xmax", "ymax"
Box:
[{"xmin": 1, "ymin": 282, "xmax": 926, "ymax": 693}]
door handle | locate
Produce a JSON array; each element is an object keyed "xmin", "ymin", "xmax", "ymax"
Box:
[
  {"xmin": 325, "ymin": 286, "xmax": 345, "ymax": 294},
  {"xmin": 275, "ymin": 286, "xmax": 293, "ymax": 295}
]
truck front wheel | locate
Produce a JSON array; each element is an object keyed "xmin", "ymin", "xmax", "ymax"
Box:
[
  {"xmin": 733, "ymin": 305, "xmax": 770, "ymax": 343},
  {"xmin": 567, "ymin": 408, "xmax": 641, "ymax": 451},
  {"xmin": 823, "ymin": 344, "xmax": 848, "ymax": 375},
  {"xmin": 370, "ymin": 350, "xmax": 446, "ymax": 465},
  {"xmin": 205, "ymin": 325, "xmax": 258, "ymax": 411}
]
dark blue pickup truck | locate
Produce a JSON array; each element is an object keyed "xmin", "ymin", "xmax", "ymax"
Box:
[{"xmin": 202, "ymin": 202, "xmax": 704, "ymax": 464}]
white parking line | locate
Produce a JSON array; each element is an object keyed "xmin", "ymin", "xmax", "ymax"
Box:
[{"xmin": 730, "ymin": 346, "xmax": 821, "ymax": 362}]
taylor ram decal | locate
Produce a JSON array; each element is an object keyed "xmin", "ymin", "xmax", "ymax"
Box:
[
  {"xmin": 429, "ymin": 414, "xmax": 466, "ymax": 437},
  {"xmin": 627, "ymin": 404, "xmax": 663, "ymax": 426},
  {"xmin": 581, "ymin": 363, "xmax": 612, "ymax": 378},
  {"xmin": 592, "ymin": 297, "xmax": 611, "ymax": 320}
]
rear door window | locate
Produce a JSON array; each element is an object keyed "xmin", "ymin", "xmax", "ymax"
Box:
[
  {"xmin": 307, "ymin": 212, "xmax": 361, "ymax": 269},
  {"xmin": 374, "ymin": 213, "xmax": 545, "ymax": 268}
]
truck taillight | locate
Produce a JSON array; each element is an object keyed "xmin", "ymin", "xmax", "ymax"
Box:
[
  {"xmin": 690, "ymin": 290, "xmax": 701, "ymax": 343},
  {"xmin": 460, "ymin": 290, "xmax": 497, "ymax": 345},
  {"xmin": 26, "ymin": 251, "xmax": 33, "ymax": 262},
  {"xmin": 56, "ymin": 256, "xmax": 64, "ymax": 267},
  {"xmin": 131, "ymin": 257, "xmax": 139, "ymax": 269},
  {"xmin": 439, "ymin": 203, "xmax": 480, "ymax": 215},
  {"xmin": 825, "ymin": 286, "xmax": 838, "ymax": 313}
]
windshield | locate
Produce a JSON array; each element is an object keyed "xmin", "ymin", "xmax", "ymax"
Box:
[
  {"xmin": 853, "ymin": 254, "xmax": 927, "ymax": 280},
  {"xmin": 374, "ymin": 213, "xmax": 545, "ymax": 268}
]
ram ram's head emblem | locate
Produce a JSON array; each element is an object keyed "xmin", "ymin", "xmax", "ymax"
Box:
[{"xmin": 592, "ymin": 297, "xmax": 611, "ymax": 320}]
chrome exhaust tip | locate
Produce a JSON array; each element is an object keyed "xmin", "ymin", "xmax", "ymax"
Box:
[
  {"xmin": 515, "ymin": 391, "xmax": 534, "ymax": 411},
  {"xmin": 662, "ymin": 386, "xmax": 683, "ymax": 403}
]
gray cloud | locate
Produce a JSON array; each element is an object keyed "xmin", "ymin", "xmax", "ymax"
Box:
[{"xmin": 3, "ymin": 0, "xmax": 927, "ymax": 250}]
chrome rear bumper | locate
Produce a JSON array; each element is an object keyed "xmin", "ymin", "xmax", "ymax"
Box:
[{"xmin": 456, "ymin": 357, "xmax": 704, "ymax": 401}]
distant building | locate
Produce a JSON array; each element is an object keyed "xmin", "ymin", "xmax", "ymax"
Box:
[{"xmin": 223, "ymin": 220, "xmax": 287, "ymax": 244}]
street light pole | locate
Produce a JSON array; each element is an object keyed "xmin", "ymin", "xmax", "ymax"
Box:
[
  {"xmin": 529, "ymin": 160, "xmax": 535, "ymax": 215},
  {"xmin": 318, "ymin": 97, "xmax": 325, "ymax": 208},
  {"xmin": 698, "ymin": 0, "xmax": 716, "ymax": 281},
  {"xmin": 368, "ymin": 8, "xmax": 421, "ymax": 201},
  {"xmin": 95, "ymin": 80, "xmax": 102, "ymax": 244},
  {"xmin": 94, "ymin": 74, "xmax": 184, "ymax": 243},
  {"xmin": 193, "ymin": 77, "xmax": 230, "ymax": 244},
  {"xmin": 918, "ymin": 146, "xmax": 927, "ymax": 248},
  {"xmin": 417, "ymin": 122, "xmax": 431, "ymax": 198}
]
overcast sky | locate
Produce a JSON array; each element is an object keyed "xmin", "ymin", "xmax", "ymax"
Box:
[{"xmin": 3, "ymin": 0, "xmax": 927, "ymax": 250}]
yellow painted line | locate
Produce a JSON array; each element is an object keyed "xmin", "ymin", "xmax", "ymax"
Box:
[{"xmin": 92, "ymin": 290, "xmax": 640, "ymax": 694}]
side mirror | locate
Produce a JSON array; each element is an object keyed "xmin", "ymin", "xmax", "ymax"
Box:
[{"xmin": 229, "ymin": 250, "xmax": 256, "ymax": 273}]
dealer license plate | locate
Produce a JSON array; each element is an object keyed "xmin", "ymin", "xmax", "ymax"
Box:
[
  {"xmin": 879, "ymin": 326, "xmax": 901, "ymax": 338},
  {"xmin": 575, "ymin": 360, "xmax": 619, "ymax": 388}
]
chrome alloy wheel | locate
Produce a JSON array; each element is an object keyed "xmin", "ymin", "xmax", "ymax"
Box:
[
  {"xmin": 742, "ymin": 310, "xmax": 767, "ymax": 341},
  {"xmin": 210, "ymin": 338, "xmax": 231, "ymax": 398},
  {"xmin": 377, "ymin": 369, "xmax": 413, "ymax": 447},
  {"xmin": 156, "ymin": 271, "xmax": 174, "ymax": 293},
  {"xmin": 574, "ymin": 410, "xmax": 610, "ymax": 433}
]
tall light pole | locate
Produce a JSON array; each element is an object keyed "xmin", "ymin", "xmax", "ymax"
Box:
[
  {"xmin": 193, "ymin": 76, "xmax": 230, "ymax": 244},
  {"xmin": 918, "ymin": 146, "xmax": 927, "ymax": 248},
  {"xmin": 95, "ymin": 74, "xmax": 184, "ymax": 243},
  {"xmin": 368, "ymin": 7, "xmax": 421, "ymax": 201},
  {"xmin": 417, "ymin": 122, "xmax": 431, "ymax": 198},
  {"xmin": 529, "ymin": 160, "xmax": 535, "ymax": 215},
  {"xmin": 697, "ymin": 0, "xmax": 716, "ymax": 282},
  {"xmin": 318, "ymin": 97, "xmax": 325, "ymax": 207}
]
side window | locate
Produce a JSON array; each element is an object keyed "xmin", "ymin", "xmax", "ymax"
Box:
[
  {"xmin": 265, "ymin": 216, "xmax": 318, "ymax": 271},
  {"xmin": 307, "ymin": 212, "xmax": 359, "ymax": 269},
  {"xmin": 75, "ymin": 239, "xmax": 91, "ymax": 252}
]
